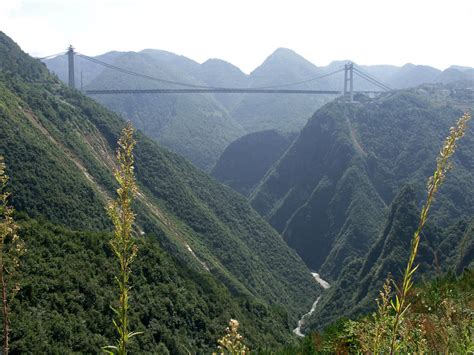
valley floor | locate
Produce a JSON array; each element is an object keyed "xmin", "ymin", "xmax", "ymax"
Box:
[{"xmin": 293, "ymin": 272, "xmax": 331, "ymax": 337}]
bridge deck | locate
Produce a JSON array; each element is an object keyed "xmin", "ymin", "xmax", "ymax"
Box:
[{"xmin": 85, "ymin": 88, "xmax": 383, "ymax": 95}]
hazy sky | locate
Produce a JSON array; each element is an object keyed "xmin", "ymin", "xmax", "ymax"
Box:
[{"xmin": 1, "ymin": 0, "xmax": 473, "ymax": 73}]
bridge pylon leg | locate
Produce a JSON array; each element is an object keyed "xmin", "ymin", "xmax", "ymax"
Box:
[
  {"xmin": 349, "ymin": 62, "xmax": 353, "ymax": 103},
  {"xmin": 343, "ymin": 62, "xmax": 354, "ymax": 102},
  {"xmin": 344, "ymin": 64, "xmax": 348, "ymax": 96},
  {"xmin": 67, "ymin": 45, "xmax": 75, "ymax": 89}
]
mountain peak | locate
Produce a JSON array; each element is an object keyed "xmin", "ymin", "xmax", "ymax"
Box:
[
  {"xmin": 251, "ymin": 47, "xmax": 319, "ymax": 78},
  {"xmin": 264, "ymin": 47, "xmax": 311, "ymax": 64},
  {"xmin": 201, "ymin": 58, "xmax": 245, "ymax": 75},
  {"xmin": 139, "ymin": 48, "xmax": 200, "ymax": 68},
  {"xmin": 271, "ymin": 47, "xmax": 300, "ymax": 56}
]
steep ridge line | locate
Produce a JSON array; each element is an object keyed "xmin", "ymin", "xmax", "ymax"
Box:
[
  {"xmin": 23, "ymin": 99, "xmax": 212, "ymax": 271},
  {"xmin": 135, "ymin": 190, "xmax": 210, "ymax": 272},
  {"xmin": 21, "ymin": 106, "xmax": 113, "ymax": 202},
  {"xmin": 22, "ymin": 103, "xmax": 209, "ymax": 269}
]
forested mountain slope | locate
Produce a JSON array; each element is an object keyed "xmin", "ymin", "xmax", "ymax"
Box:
[
  {"xmin": 308, "ymin": 189, "xmax": 474, "ymax": 331},
  {"xmin": 196, "ymin": 58, "xmax": 248, "ymax": 112},
  {"xmin": 84, "ymin": 51, "xmax": 244, "ymax": 171},
  {"xmin": 386, "ymin": 63, "xmax": 441, "ymax": 89},
  {"xmin": 230, "ymin": 48, "xmax": 335, "ymax": 133},
  {"xmin": 212, "ymin": 129, "xmax": 296, "ymax": 196},
  {"xmin": 250, "ymin": 88, "xmax": 474, "ymax": 329},
  {"xmin": 0, "ymin": 32, "xmax": 320, "ymax": 352},
  {"xmin": 11, "ymin": 219, "xmax": 297, "ymax": 353},
  {"xmin": 436, "ymin": 66, "xmax": 474, "ymax": 84}
]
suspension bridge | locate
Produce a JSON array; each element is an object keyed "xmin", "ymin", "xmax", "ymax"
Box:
[{"xmin": 40, "ymin": 46, "xmax": 392, "ymax": 102}]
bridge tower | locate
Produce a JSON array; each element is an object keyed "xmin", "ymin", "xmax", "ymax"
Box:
[
  {"xmin": 67, "ymin": 45, "xmax": 75, "ymax": 89},
  {"xmin": 343, "ymin": 62, "xmax": 354, "ymax": 102}
]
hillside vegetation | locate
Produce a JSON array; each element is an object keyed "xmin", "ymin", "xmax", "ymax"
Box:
[
  {"xmin": 272, "ymin": 269, "xmax": 473, "ymax": 353},
  {"xmin": 212, "ymin": 129, "xmax": 296, "ymax": 196},
  {"xmin": 250, "ymin": 88, "xmax": 473, "ymax": 330},
  {"xmin": 2, "ymin": 30, "xmax": 472, "ymax": 352},
  {"xmin": 11, "ymin": 218, "xmax": 319, "ymax": 354},
  {"xmin": 0, "ymin": 31, "xmax": 321, "ymax": 352},
  {"xmin": 81, "ymin": 51, "xmax": 244, "ymax": 171}
]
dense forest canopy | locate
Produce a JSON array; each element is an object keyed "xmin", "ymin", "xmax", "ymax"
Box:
[
  {"xmin": 0, "ymin": 27, "xmax": 472, "ymax": 353},
  {"xmin": 0, "ymin": 31, "xmax": 321, "ymax": 353}
]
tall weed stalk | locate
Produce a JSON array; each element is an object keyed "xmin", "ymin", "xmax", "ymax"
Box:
[
  {"xmin": 215, "ymin": 319, "xmax": 249, "ymax": 355},
  {"xmin": 0, "ymin": 157, "xmax": 24, "ymax": 355},
  {"xmin": 389, "ymin": 112, "xmax": 471, "ymax": 353},
  {"xmin": 104, "ymin": 123, "xmax": 141, "ymax": 354}
]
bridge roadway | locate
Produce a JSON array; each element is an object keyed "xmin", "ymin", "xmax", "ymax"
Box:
[{"xmin": 84, "ymin": 88, "xmax": 383, "ymax": 95}]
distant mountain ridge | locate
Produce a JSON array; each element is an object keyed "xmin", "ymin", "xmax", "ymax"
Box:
[{"xmin": 45, "ymin": 47, "xmax": 472, "ymax": 170}]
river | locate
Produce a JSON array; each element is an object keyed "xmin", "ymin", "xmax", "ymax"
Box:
[{"xmin": 293, "ymin": 272, "xmax": 330, "ymax": 337}]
